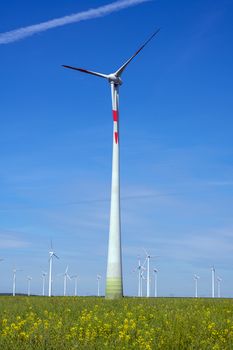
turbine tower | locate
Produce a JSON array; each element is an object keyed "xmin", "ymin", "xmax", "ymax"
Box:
[
  {"xmin": 153, "ymin": 268, "xmax": 158, "ymax": 298},
  {"xmin": 71, "ymin": 275, "xmax": 78, "ymax": 296},
  {"xmin": 97, "ymin": 274, "xmax": 101, "ymax": 297},
  {"xmin": 217, "ymin": 276, "xmax": 222, "ymax": 298},
  {"xmin": 134, "ymin": 257, "xmax": 145, "ymax": 297},
  {"xmin": 62, "ymin": 266, "xmax": 71, "ymax": 296},
  {"xmin": 194, "ymin": 274, "xmax": 200, "ymax": 298},
  {"xmin": 27, "ymin": 276, "xmax": 32, "ymax": 296},
  {"xmin": 143, "ymin": 249, "xmax": 157, "ymax": 298},
  {"xmin": 42, "ymin": 271, "xmax": 47, "ymax": 296},
  {"xmin": 62, "ymin": 29, "xmax": 160, "ymax": 299},
  {"xmin": 12, "ymin": 268, "xmax": 22, "ymax": 296},
  {"xmin": 48, "ymin": 244, "xmax": 59, "ymax": 297},
  {"xmin": 211, "ymin": 266, "xmax": 215, "ymax": 298}
]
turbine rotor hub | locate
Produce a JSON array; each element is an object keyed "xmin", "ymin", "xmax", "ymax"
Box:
[{"xmin": 108, "ymin": 74, "xmax": 123, "ymax": 85}]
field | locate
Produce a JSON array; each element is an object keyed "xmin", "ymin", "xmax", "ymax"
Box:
[{"xmin": 0, "ymin": 297, "xmax": 233, "ymax": 349}]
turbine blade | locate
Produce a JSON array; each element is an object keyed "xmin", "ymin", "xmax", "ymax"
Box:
[
  {"xmin": 143, "ymin": 247, "xmax": 149, "ymax": 257},
  {"xmin": 114, "ymin": 28, "xmax": 160, "ymax": 77},
  {"xmin": 53, "ymin": 253, "xmax": 59, "ymax": 259},
  {"xmin": 62, "ymin": 65, "xmax": 108, "ymax": 79},
  {"xmin": 142, "ymin": 258, "xmax": 147, "ymax": 267}
]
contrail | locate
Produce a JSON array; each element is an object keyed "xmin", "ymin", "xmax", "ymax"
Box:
[{"xmin": 0, "ymin": 0, "xmax": 151, "ymax": 45}]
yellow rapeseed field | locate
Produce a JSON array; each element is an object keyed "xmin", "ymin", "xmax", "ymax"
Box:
[{"xmin": 0, "ymin": 296, "xmax": 233, "ymax": 349}]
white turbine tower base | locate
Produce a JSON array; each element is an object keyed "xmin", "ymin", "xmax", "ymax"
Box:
[
  {"xmin": 27, "ymin": 276, "xmax": 32, "ymax": 296},
  {"xmin": 62, "ymin": 29, "xmax": 160, "ymax": 299},
  {"xmin": 217, "ymin": 277, "xmax": 222, "ymax": 298},
  {"xmin": 143, "ymin": 249, "xmax": 157, "ymax": 298},
  {"xmin": 63, "ymin": 266, "xmax": 71, "ymax": 296},
  {"xmin": 211, "ymin": 266, "xmax": 215, "ymax": 298},
  {"xmin": 153, "ymin": 269, "xmax": 158, "ymax": 298},
  {"xmin": 12, "ymin": 268, "xmax": 22, "ymax": 297},
  {"xmin": 71, "ymin": 275, "xmax": 78, "ymax": 297},
  {"xmin": 97, "ymin": 274, "xmax": 101, "ymax": 297},
  {"xmin": 134, "ymin": 257, "xmax": 145, "ymax": 297},
  {"xmin": 194, "ymin": 274, "xmax": 200, "ymax": 298},
  {"xmin": 42, "ymin": 271, "xmax": 47, "ymax": 296}
]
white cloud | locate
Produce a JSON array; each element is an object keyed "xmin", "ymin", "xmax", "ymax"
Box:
[
  {"xmin": 0, "ymin": 231, "xmax": 30, "ymax": 249},
  {"xmin": 0, "ymin": 0, "xmax": 150, "ymax": 45}
]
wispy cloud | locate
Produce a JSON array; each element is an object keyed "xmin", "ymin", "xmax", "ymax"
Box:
[
  {"xmin": 0, "ymin": 231, "xmax": 30, "ymax": 249},
  {"xmin": 0, "ymin": 0, "xmax": 150, "ymax": 45}
]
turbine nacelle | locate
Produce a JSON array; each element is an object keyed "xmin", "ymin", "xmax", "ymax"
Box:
[{"xmin": 107, "ymin": 74, "xmax": 122, "ymax": 85}]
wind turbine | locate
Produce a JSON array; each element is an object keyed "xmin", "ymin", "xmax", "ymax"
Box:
[
  {"xmin": 62, "ymin": 266, "xmax": 71, "ymax": 296},
  {"xmin": 71, "ymin": 275, "xmax": 79, "ymax": 296},
  {"xmin": 27, "ymin": 276, "xmax": 32, "ymax": 296},
  {"xmin": 143, "ymin": 249, "xmax": 157, "ymax": 297},
  {"xmin": 48, "ymin": 244, "xmax": 59, "ymax": 297},
  {"xmin": 140, "ymin": 270, "xmax": 146, "ymax": 297},
  {"xmin": 62, "ymin": 29, "xmax": 160, "ymax": 299},
  {"xmin": 211, "ymin": 266, "xmax": 215, "ymax": 298},
  {"xmin": 194, "ymin": 274, "xmax": 200, "ymax": 298},
  {"xmin": 42, "ymin": 271, "xmax": 47, "ymax": 296},
  {"xmin": 12, "ymin": 268, "xmax": 22, "ymax": 296},
  {"xmin": 153, "ymin": 268, "xmax": 158, "ymax": 298},
  {"xmin": 133, "ymin": 257, "xmax": 145, "ymax": 297},
  {"xmin": 217, "ymin": 276, "xmax": 222, "ymax": 298},
  {"xmin": 97, "ymin": 274, "xmax": 101, "ymax": 297}
]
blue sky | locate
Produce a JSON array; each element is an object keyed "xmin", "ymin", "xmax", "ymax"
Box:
[{"xmin": 0, "ymin": 0, "xmax": 233, "ymax": 297}]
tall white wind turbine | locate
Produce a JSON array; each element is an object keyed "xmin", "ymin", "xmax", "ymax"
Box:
[
  {"xmin": 211, "ymin": 266, "xmax": 215, "ymax": 298},
  {"xmin": 48, "ymin": 246, "xmax": 59, "ymax": 297},
  {"xmin": 42, "ymin": 271, "xmax": 47, "ymax": 296},
  {"xmin": 143, "ymin": 249, "xmax": 157, "ymax": 298},
  {"xmin": 62, "ymin": 29, "xmax": 160, "ymax": 299},
  {"xmin": 12, "ymin": 268, "xmax": 22, "ymax": 296},
  {"xmin": 217, "ymin": 276, "xmax": 222, "ymax": 298},
  {"xmin": 153, "ymin": 268, "xmax": 158, "ymax": 298},
  {"xmin": 27, "ymin": 276, "xmax": 32, "ymax": 296},
  {"xmin": 194, "ymin": 274, "xmax": 200, "ymax": 298}
]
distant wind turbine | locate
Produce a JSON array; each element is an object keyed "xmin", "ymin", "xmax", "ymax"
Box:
[
  {"xmin": 211, "ymin": 266, "xmax": 215, "ymax": 298},
  {"xmin": 97, "ymin": 274, "xmax": 102, "ymax": 297},
  {"xmin": 27, "ymin": 276, "xmax": 32, "ymax": 296},
  {"xmin": 12, "ymin": 268, "xmax": 22, "ymax": 296},
  {"xmin": 42, "ymin": 271, "xmax": 47, "ymax": 296},
  {"xmin": 62, "ymin": 266, "xmax": 71, "ymax": 296},
  {"xmin": 62, "ymin": 29, "xmax": 160, "ymax": 299},
  {"xmin": 134, "ymin": 257, "xmax": 145, "ymax": 297},
  {"xmin": 71, "ymin": 275, "xmax": 78, "ymax": 296},
  {"xmin": 48, "ymin": 243, "xmax": 59, "ymax": 297},
  {"xmin": 217, "ymin": 276, "xmax": 222, "ymax": 298},
  {"xmin": 194, "ymin": 274, "xmax": 200, "ymax": 298},
  {"xmin": 140, "ymin": 269, "xmax": 146, "ymax": 297},
  {"xmin": 143, "ymin": 249, "xmax": 157, "ymax": 297},
  {"xmin": 153, "ymin": 268, "xmax": 158, "ymax": 298}
]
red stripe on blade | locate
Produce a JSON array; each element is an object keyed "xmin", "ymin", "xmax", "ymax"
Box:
[
  {"xmin": 112, "ymin": 110, "xmax": 118, "ymax": 122},
  {"xmin": 114, "ymin": 132, "xmax": 118, "ymax": 144}
]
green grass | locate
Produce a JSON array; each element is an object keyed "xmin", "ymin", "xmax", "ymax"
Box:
[{"xmin": 0, "ymin": 296, "xmax": 233, "ymax": 349}]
